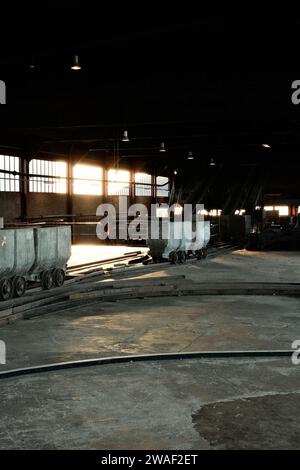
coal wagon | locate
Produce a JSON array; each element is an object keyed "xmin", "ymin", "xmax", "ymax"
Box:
[{"xmin": 0, "ymin": 226, "xmax": 71, "ymax": 300}]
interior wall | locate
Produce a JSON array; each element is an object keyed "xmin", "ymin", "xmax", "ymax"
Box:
[
  {"xmin": 0, "ymin": 193, "xmax": 160, "ymax": 215},
  {"xmin": 27, "ymin": 193, "xmax": 68, "ymax": 218},
  {"xmin": 72, "ymin": 195, "xmax": 104, "ymax": 215},
  {"xmin": 71, "ymin": 195, "xmax": 154, "ymax": 244},
  {"xmin": 1, "ymin": 193, "xmax": 167, "ymax": 220},
  {"xmin": 1, "ymin": 191, "xmax": 168, "ymax": 244},
  {"xmin": 0, "ymin": 193, "xmax": 22, "ymax": 222}
]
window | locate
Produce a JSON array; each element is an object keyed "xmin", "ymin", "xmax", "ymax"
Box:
[
  {"xmin": 198, "ymin": 209, "xmax": 208, "ymax": 216},
  {"xmin": 209, "ymin": 209, "xmax": 222, "ymax": 216},
  {"xmin": 108, "ymin": 169, "xmax": 130, "ymax": 196},
  {"xmin": 156, "ymin": 176, "xmax": 169, "ymax": 197},
  {"xmin": 275, "ymin": 206, "xmax": 289, "ymax": 216},
  {"xmin": 235, "ymin": 209, "xmax": 246, "ymax": 215},
  {"xmin": 29, "ymin": 159, "xmax": 67, "ymax": 193},
  {"xmin": 0, "ymin": 155, "xmax": 20, "ymax": 192},
  {"xmin": 156, "ymin": 205, "xmax": 183, "ymax": 218},
  {"xmin": 264, "ymin": 206, "xmax": 289, "ymax": 216},
  {"xmin": 73, "ymin": 164, "xmax": 103, "ymax": 195},
  {"xmin": 135, "ymin": 172, "xmax": 152, "ymax": 196}
]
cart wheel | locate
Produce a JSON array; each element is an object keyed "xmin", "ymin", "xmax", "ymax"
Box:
[
  {"xmin": 12, "ymin": 276, "xmax": 26, "ymax": 298},
  {"xmin": 178, "ymin": 251, "xmax": 186, "ymax": 263},
  {"xmin": 41, "ymin": 270, "xmax": 54, "ymax": 290},
  {"xmin": 0, "ymin": 278, "xmax": 13, "ymax": 301},
  {"xmin": 169, "ymin": 251, "xmax": 179, "ymax": 264},
  {"xmin": 197, "ymin": 249, "xmax": 204, "ymax": 260},
  {"xmin": 53, "ymin": 268, "xmax": 65, "ymax": 287}
]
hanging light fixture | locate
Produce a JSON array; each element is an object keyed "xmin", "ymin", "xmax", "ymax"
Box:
[
  {"xmin": 188, "ymin": 151, "xmax": 194, "ymax": 160},
  {"xmin": 262, "ymin": 143, "xmax": 271, "ymax": 149},
  {"xmin": 174, "ymin": 169, "xmax": 178, "ymax": 175},
  {"xmin": 29, "ymin": 55, "xmax": 36, "ymax": 69},
  {"xmin": 159, "ymin": 142, "xmax": 166, "ymax": 152},
  {"xmin": 122, "ymin": 130, "xmax": 130, "ymax": 142},
  {"xmin": 71, "ymin": 55, "xmax": 81, "ymax": 70},
  {"xmin": 210, "ymin": 157, "xmax": 216, "ymax": 166}
]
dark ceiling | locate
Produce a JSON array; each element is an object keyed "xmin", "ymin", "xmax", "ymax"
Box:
[{"xmin": 1, "ymin": 6, "xmax": 300, "ymax": 172}]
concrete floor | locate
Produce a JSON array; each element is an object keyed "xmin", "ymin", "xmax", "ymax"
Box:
[
  {"xmin": 1, "ymin": 249, "xmax": 300, "ymax": 449},
  {"xmin": 0, "ymin": 357, "xmax": 299, "ymax": 449},
  {"xmin": 136, "ymin": 249, "xmax": 300, "ymax": 284},
  {"xmin": 0, "ymin": 295, "xmax": 299, "ymax": 370}
]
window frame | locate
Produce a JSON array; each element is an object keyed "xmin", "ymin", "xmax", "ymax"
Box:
[
  {"xmin": 156, "ymin": 176, "xmax": 169, "ymax": 198},
  {"xmin": 29, "ymin": 159, "xmax": 67, "ymax": 194},
  {"xmin": 134, "ymin": 172, "xmax": 152, "ymax": 197},
  {"xmin": 107, "ymin": 168, "xmax": 130, "ymax": 196},
  {"xmin": 73, "ymin": 163, "xmax": 103, "ymax": 196},
  {"xmin": 0, "ymin": 154, "xmax": 20, "ymax": 192}
]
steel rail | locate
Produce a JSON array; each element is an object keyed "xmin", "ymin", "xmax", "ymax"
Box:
[{"xmin": 0, "ymin": 350, "xmax": 293, "ymax": 381}]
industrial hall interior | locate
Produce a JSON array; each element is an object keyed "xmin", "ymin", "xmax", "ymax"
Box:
[{"xmin": 0, "ymin": 6, "xmax": 300, "ymax": 452}]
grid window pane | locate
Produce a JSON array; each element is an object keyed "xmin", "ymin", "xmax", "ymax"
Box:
[
  {"xmin": 264, "ymin": 205, "xmax": 289, "ymax": 216},
  {"xmin": 73, "ymin": 164, "xmax": 103, "ymax": 195},
  {"xmin": 108, "ymin": 169, "xmax": 130, "ymax": 196},
  {"xmin": 135, "ymin": 172, "xmax": 151, "ymax": 196},
  {"xmin": 0, "ymin": 155, "xmax": 20, "ymax": 192},
  {"xmin": 29, "ymin": 159, "xmax": 67, "ymax": 193},
  {"xmin": 156, "ymin": 176, "xmax": 169, "ymax": 197}
]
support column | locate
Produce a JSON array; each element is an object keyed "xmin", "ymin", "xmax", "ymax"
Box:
[
  {"xmin": 67, "ymin": 154, "xmax": 74, "ymax": 243},
  {"xmin": 20, "ymin": 156, "xmax": 29, "ymax": 222}
]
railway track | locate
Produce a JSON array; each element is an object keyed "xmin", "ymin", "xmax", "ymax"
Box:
[
  {"xmin": 1, "ymin": 274, "xmax": 300, "ymax": 326},
  {"xmin": 0, "ymin": 243, "xmax": 251, "ymax": 326},
  {"xmin": 66, "ymin": 250, "xmax": 149, "ymax": 275},
  {"xmin": 66, "ymin": 242, "xmax": 237, "ymax": 276},
  {"xmin": 0, "ymin": 350, "xmax": 293, "ymax": 381}
]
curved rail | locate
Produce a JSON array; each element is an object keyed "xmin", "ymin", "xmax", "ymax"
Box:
[{"xmin": 0, "ymin": 350, "xmax": 293, "ymax": 380}]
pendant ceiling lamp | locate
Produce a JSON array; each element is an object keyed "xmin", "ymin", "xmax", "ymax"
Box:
[{"xmin": 71, "ymin": 55, "xmax": 81, "ymax": 70}]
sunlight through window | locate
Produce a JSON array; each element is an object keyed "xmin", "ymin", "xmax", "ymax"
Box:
[
  {"xmin": 108, "ymin": 169, "xmax": 130, "ymax": 196},
  {"xmin": 29, "ymin": 159, "xmax": 67, "ymax": 193},
  {"xmin": 73, "ymin": 164, "xmax": 103, "ymax": 195},
  {"xmin": 264, "ymin": 206, "xmax": 289, "ymax": 216},
  {"xmin": 135, "ymin": 172, "xmax": 152, "ymax": 196}
]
